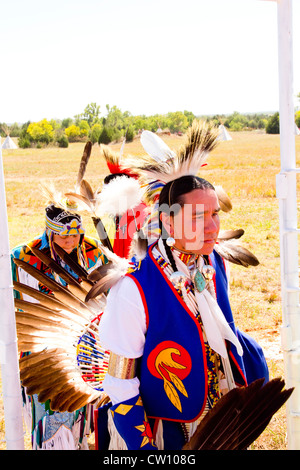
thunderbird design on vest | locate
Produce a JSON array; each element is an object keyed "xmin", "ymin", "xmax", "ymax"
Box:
[{"xmin": 147, "ymin": 341, "xmax": 192, "ymax": 412}]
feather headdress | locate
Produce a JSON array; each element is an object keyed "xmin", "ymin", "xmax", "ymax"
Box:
[
  {"xmin": 124, "ymin": 120, "xmax": 220, "ymax": 192},
  {"xmin": 120, "ymin": 121, "xmax": 260, "ymax": 268},
  {"xmin": 13, "ymin": 249, "xmax": 110, "ymax": 412}
]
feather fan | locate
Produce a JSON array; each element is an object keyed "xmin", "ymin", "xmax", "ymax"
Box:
[
  {"xmin": 183, "ymin": 377, "xmax": 293, "ymax": 450},
  {"xmin": 13, "ymin": 253, "xmax": 111, "ymax": 412}
]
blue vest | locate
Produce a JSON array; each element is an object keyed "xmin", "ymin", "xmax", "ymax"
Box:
[
  {"xmin": 128, "ymin": 246, "xmax": 207, "ymax": 422},
  {"xmin": 210, "ymin": 251, "xmax": 269, "ymax": 386},
  {"xmin": 127, "ymin": 244, "xmax": 249, "ymax": 423}
]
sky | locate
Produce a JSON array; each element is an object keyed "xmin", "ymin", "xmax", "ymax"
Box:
[{"xmin": 0, "ymin": 0, "xmax": 299, "ymax": 124}]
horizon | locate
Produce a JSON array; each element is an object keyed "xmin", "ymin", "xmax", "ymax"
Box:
[{"xmin": 1, "ymin": 0, "xmax": 299, "ymax": 124}]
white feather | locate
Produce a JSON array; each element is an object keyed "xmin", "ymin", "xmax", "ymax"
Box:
[
  {"xmin": 140, "ymin": 130, "xmax": 175, "ymax": 162},
  {"xmin": 95, "ymin": 175, "xmax": 143, "ymax": 217}
]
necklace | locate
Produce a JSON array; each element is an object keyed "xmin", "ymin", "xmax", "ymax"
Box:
[{"xmin": 170, "ymin": 246, "xmax": 215, "ymax": 293}]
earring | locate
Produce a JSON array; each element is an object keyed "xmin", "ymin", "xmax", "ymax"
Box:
[{"xmin": 166, "ymin": 236, "xmax": 175, "ymax": 247}]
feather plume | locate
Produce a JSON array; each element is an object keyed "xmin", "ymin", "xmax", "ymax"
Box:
[
  {"xmin": 13, "ymin": 244, "xmax": 111, "ymax": 413},
  {"xmin": 75, "ymin": 141, "xmax": 92, "ymax": 192},
  {"xmin": 85, "ymin": 262, "xmax": 129, "ymax": 300},
  {"xmin": 95, "ymin": 175, "xmax": 143, "ymax": 217},
  {"xmin": 183, "ymin": 378, "xmax": 293, "ymax": 450},
  {"xmin": 85, "ymin": 246, "xmax": 130, "ymax": 300},
  {"xmin": 128, "ymin": 229, "xmax": 149, "ymax": 261},
  {"xmin": 13, "ymin": 280, "xmax": 82, "ymax": 315},
  {"xmin": 140, "ymin": 130, "xmax": 175, "ymax": 162},
  {"xmin": 214, "ymin": 240, "xmax": 259, "ymax": 267},
  {"xmin": 40, "ymin": 182, "xmax": 83, "ymax": 213},
  {"xmin": 124, "ymin": 120, "xmax": 219, "ymax": 186}
]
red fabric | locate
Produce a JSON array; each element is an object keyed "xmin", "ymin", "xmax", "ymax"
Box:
[
  {"xmin": 106, "ymin": 162, "xmax": 139, "ymax": 179},
  {"xmin": 113, "ymin": 203, "xmax": 148, "ymax": 258}
]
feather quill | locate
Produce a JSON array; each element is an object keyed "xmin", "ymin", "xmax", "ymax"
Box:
[{"xmin": 75, "ymin": 141, "xmax": 92, "ymax": 192}]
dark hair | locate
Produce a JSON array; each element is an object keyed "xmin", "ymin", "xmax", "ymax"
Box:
[
  {"xmin": 158, "ymin": 175, "xmax": 215, "ymax": 270},
  {"xmin": 103, "ymin": 173, "xmax": 131, "ymax": 184}
]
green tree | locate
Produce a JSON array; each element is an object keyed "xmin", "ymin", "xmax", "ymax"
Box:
[
  {"xmin": 184, "ymin": 110, "xmax": 196, "ymax": 126},
  {"xmin": 89, "ymin": 123, "xmax": 102, "ymax": 143},
  {"xmin": 82, "ymin": 102, "xmax": 101, "ymax": 126},
  {"xmin": 98, "ymin": 126, "xmax": 114, "ymax": 144},
  {"xmin": 61, "ymin": 118, "xmax": 73, "ymax": 129},
  {"xmin": 266, "ymin": 112, "xmax": 280, "ymax": 134},
  {"xmin": 167, "ymin": 111, "xmax": 189, "ymax": 133}
]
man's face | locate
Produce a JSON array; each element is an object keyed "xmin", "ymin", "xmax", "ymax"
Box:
[
  {"xmin": 52, "ymin": 233, "xmax": 81, "ymax": 254},
  {"xmin": 162, "ymin": 188, "xmax": 220, "ymax": 255}
]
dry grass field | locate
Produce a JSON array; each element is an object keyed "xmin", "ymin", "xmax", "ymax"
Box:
[{"xmin": 1, "ymin": 130, "xmax": 300, "ymax": 450}]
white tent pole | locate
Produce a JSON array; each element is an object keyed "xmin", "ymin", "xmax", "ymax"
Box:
[
  {"xmin": 0, "ymin": 137, "xmax": 24, "ymax": 449},
  {"xmin": 275, "ymin": 0, "xmax": 300, "ymax": 450}
]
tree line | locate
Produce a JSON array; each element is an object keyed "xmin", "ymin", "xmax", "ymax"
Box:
[{"xmin": 1, "ymin": 102, "xmax": 299, "ymax": 148}]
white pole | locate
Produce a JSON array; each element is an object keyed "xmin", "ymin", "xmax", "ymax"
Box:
[
  {"xmin": 0, "ymin": 137, "xmax": 24, "ymax": 449},
  {"xmin": 275, "ymin": 0, "xmax": 300, "ymax": 450}
]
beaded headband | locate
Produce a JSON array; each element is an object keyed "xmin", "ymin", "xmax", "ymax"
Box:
[{"xmin": 45, "ymin": 211, "xmax": 85, "ymax": 236}]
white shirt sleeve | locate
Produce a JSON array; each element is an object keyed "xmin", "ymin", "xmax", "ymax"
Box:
[{"xmin": 98, "ymin": 275, "xmax": 147, "ymax": 405}]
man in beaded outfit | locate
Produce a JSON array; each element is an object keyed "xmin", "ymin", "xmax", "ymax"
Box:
[{"xmin": 97, "ymin": 122, "xmax": 269, "ymax": 450}]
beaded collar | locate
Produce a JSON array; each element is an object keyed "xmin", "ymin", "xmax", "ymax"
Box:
[{"xmin": 170, "ymin": 246, "xmax": 200, "ymax": 270}]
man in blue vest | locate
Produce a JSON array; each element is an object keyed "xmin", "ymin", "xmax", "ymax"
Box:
[{"xmin": 97, "ymin": 123, "xmax": 268, "ymax": 450}]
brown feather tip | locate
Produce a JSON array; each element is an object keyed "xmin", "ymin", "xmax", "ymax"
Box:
[
  {"xmin": 215, "ymin": 185, "xmax": 233, "ymax": 212},
  {"xmin": 217, "ymin": 229, "xmax": 244, "ymax": 241},
  {"xmin": 76, "ymin": 141, "xmax": 92, "ymax": 190},
  {"xmin": 183, "ymin": 377, "xmax": 293, "ymax": 450},
  {"xmin": 214, "ymin": 241, "xmax": 260, "ymax": 267}
]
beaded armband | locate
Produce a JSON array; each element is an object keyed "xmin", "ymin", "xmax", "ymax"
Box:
[{"xmin": 108, "ymin": 352, "xmax": 138, "ymax": 379}]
